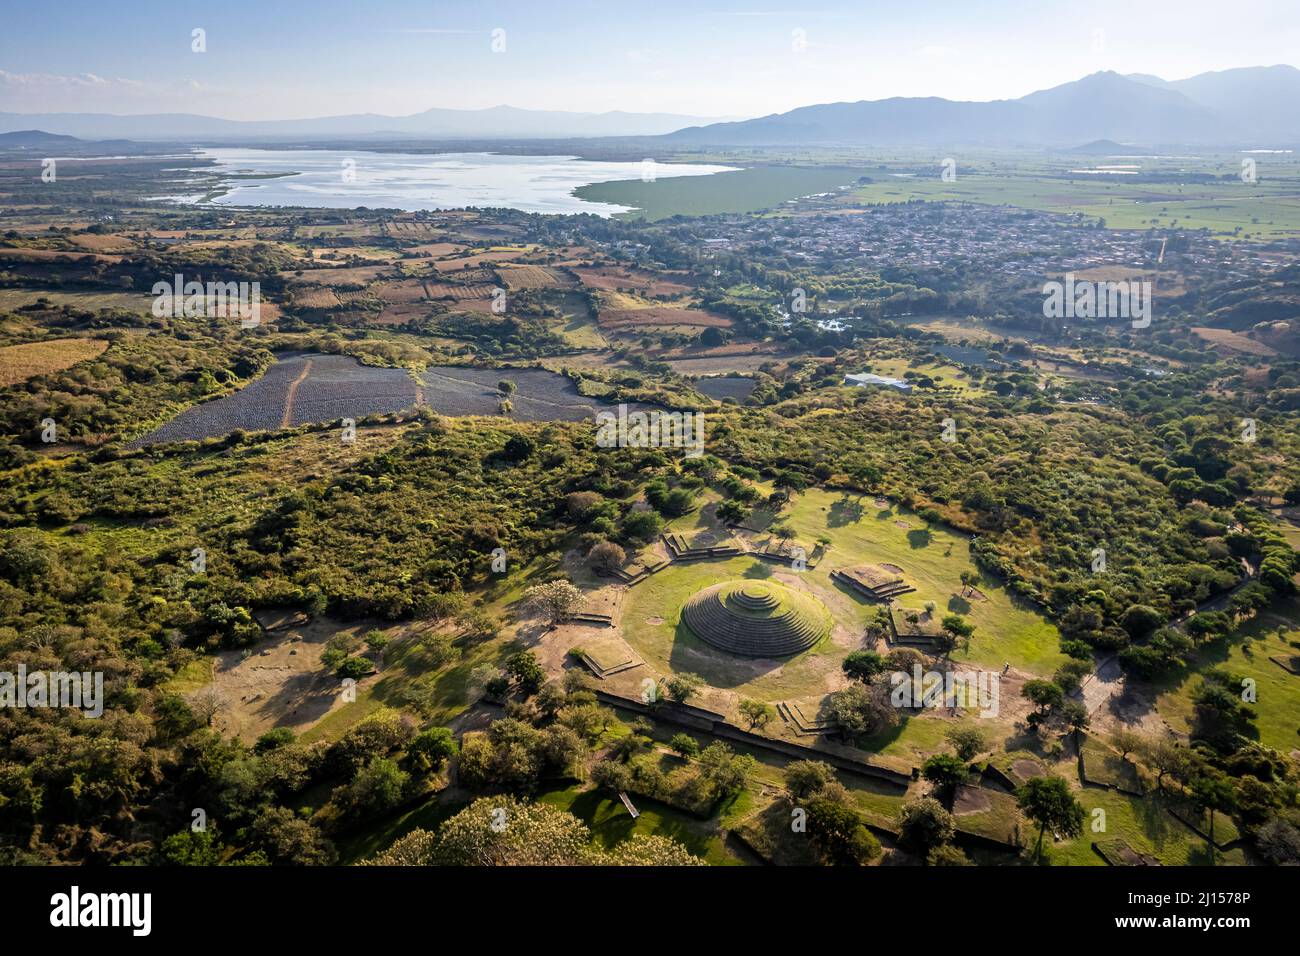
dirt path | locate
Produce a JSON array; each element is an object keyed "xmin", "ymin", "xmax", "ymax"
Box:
[{"xmin": 280, "ymin": 357, "xmax": 313, "ymax": 428}]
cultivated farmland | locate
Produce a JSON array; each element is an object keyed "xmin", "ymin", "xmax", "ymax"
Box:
[{"xmin": 0, "ymin": 336, "xmax": 109, "ymax": 387}]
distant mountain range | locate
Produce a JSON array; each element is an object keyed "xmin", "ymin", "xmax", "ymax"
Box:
[
  {"xmin": 3, "ymin": 67, "xmax": 1295, "ymax": 148},
  {"xmin": 662, "ymin": 66, "xmax": 1300, "ymax": 148},
  {"xmin": 0, "ymin": 105, "xmax": 735, "ymax": 142}
]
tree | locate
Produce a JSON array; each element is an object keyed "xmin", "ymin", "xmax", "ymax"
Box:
[
  {"xmin": 590, "ymin": 759, "xmax": 632, "ymax": 794},
  {"xmin": 343, "ymin": 757, "xmax": 410, "ymax": 816},
  {"xmin": 501, "ymin": 434, "xmax": 534, "ymax": 462},
  {"xmin": 1015, "ymin": 776, "xmax": 1085, "ymax": 862},
  {"xmin": 922, "ymin": 754, "xmax": 969, "ymax": 795},
  {"xmin": 160, "ymin": 828, "xmax": 222, "ymax": 866},
  {"xmin": 254, "ymin": 727, "xmax": 295, "ymax": 753},
  {"xmin": 1021, "ymin": 679, "xmax": 1064, "ymax": 715},
  {"xmin": 504, "ymin": 650, "xmax": 545, "ymax": 695},
  {"xmin": 622, "ymin": 510, "xmax": 663, "ymax": 543},
  {"xmin": 1119, "ymin": 604, "xmax": 1164, "ymax": 639},
  {"xmin": 958, "ymin": 570, "xmax": 978, "ymax": 598},
  {"xmin": 827, "ymin": 681, "xmax": 898, "ymax": 740},
  {"xmin": 898, "ymin": 798, "xmax": 956, "ymax": 855},
  {"xmin": 1255, "ymin": 819, "xmax": 1300, "ymax": 866},
  {"xmin": 1190, "ymin": 769, "xmax": 1236, "ymax": 866},
  {"xmin": 784, "ymin": 760, "xmax": 836, "ymax": 800},
  {"xmin": 188, "ymin": 685, "xmax": 227, "ymax": 727},
  {"xmin": 941, "ymin": 616, "xmax": 972, "ymax": 655},
  {"xmin": 807, "ymin": 798, "xmax": 881, "ymax": 865},
  {"xmin": 842, "ymin": 650, "xmax": 888, "ymax": 684},
  {"xmin": 1053, "ymin": 658, "xmax": 1092, "ymax": 694},
  {"xmin": 1191, "ymin": 673, "xmax": 1253, "ymax": 752},
  {"xmin": 556, "ymin": 702, "xmax": 612, "ymax": 742},
  {"xmin": 669, "ymin": 733, "xmax": 700, "ymax": 758},
  {"xmin": 1141, "ymin": 737, "xmax": 1190, "ymax": 791},
  {"xmin": 1109, "ymin": 728, "xmax": 1141, "ymax": 762},
  {"xmin": 523, "ymin": 579, "xmax": 583, "ymax": 625},
  {"xmin": 586, "ymin": 540, "xmax": 626, "ymax": 573},
  {"xmin": 336, "ymin": 656, "xmax": 373, "ymax": 680},
  {"xmin": 408, "ymin": 727, "xmax": 458, "ymax": 773},
  {"xmin": 945, "ymin": 727, "xmax": 987, "ymax": 762},
  {"xmin": 697, "ymin": 742, "xmax": 755, "ymax": 798},
  {"xmin": 365, "ymin": 797, "xmax": 701, "ymax": 866},
  {"xmin": 249, "ymin": 806, "xmax": 336, "ymax": 865},
  {"xmin": 927, "ymin": 844, "xmax": 971, "ymax": 866},
  {"xmin": 663, "ymin": 672, "xmax": 704, "ymax": 705},
  {"xmin": 1059, "ymin": 698, "xmax": 1090, "ymax": 734},
  {"xmin": 739, "ymin": 698, "xmax": 775, "ymax": 730}
]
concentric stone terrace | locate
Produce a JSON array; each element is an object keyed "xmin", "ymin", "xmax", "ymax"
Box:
[{"xmin": 681, "ymin": 580, "xmax": 831, "ymax": 657}]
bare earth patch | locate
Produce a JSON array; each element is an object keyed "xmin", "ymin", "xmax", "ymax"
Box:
[{"xmin": 211, "ymin": 618, "xmax": 377, "ymax": 743}]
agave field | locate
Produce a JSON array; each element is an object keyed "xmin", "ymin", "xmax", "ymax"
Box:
[
  {"xmin": 419, "ymin": 366, "xmax": 600, "ymax": 421},
  {"xmin": 129, "ymin": 353, "xmax": 417, "ymax": 446},
  {"xmin": 130, "ymin": 354, "xmax": 609, "ymax": 445}
]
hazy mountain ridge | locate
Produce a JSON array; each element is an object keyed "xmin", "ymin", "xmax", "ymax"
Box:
[
  {"xmin": 0, "ymin": 104, "xmax": 737, "ymax": 142},
  {"xmin": 664, "ymin": 66, "xmax": 1300, "ymax": 147},
  {"xmin": 4, "ymin": 66, "xmax": 1296, "ymax": 147}
]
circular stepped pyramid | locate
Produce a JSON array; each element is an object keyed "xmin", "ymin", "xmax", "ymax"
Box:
[{"xmin": 681, "ymin": 580, "xmax": 830, "ymax": 657}]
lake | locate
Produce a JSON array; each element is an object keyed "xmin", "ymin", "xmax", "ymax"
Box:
[{"xmin": 180, "ymin": 148, "xmax": 739, "ymax": 216}]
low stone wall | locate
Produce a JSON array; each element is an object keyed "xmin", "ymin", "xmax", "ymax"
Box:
[{"xmin": 593, "ymin": 689, "xmax": 913, "ymax": 788}]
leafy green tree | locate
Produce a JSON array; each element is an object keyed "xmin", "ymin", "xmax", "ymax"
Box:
[
  {"xmin": 669, "ymin": 733, "xmax": 700, "ymax": 758},
  {"xmin": 1190, "ymin": 769, "xmax": 1236, "ymax": 866},
  {"xmin": 927, "ymin": 844, "xmax": 972, "ymax": 866},
  {"xmin": 898, "ymin": 798, "xmax": 956, "ymax": 855},
  {"xmin": 697, "ymin": 742, "xmax": 755, "ymax": 798},
  {"xmin": 739, "ymin": 698, "xmax": 775, "ymax": 730},
  {"xmin": 504, "ymin": 650, "xmax": 545, "ymax": 695},
  {"xmin": 344, "ymin": 757, "xmax": 410, "ymax": 816},
  {"xmin": 408, "ymin": 727, "xmax": 458, "ymax": 773},
  {"xmin": 249, "ymin": 806, "xmax": 337, "ymax": 865},
  {"xmin": 160, "ymin": 828, "xmax": 222, "ymax": 866},
  {"xmin": 921, "ymin": 754, "xmax": 969, "ymax": 795},
  {"xmin": 336, "ymin": 656, "xmax": 373, "ymax": 680},
  {"xmin": 784, "ymin": 760, "xmax": 836, "ymax": 800},
  {"xmin": 827, "ymin": 681, "xmax": 898, "ymax": 740},
  {"xmin": 945, "ymin": 727, "xmax": 986, "ymax": 761},
  {"xmin": 1015, "ymin": 776, "xmax": 1085, "ymax": 862},
  {"xmin": 590, "ymin": 759, "xmax": 632, "ymax": 793},
  {"xmin": 807, "ymin": 798, "xmax": 881, "ymax": 866},
  {"xmin": 1021, "ymin": 679, "xmax": 1064, "ymax": 715},
  {"xmin": 663, "ymin": 672, "xmax": 704, "ymax": 704},
  {"xmin": 842, "ymin": 650, "xmax": 888, "ymax": 684}
]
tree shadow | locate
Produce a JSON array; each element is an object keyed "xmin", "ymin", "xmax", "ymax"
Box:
[
  {"xmin": 667, "ymin": 619, "xmax": 784, "ymax": 688},
  {"xmin": 828, "ymin": 494, "xmax": 866, "ymax": 528},
  {"xmin": 907, "ymin": 528, "xmax": 932, "ymax": 549},
  {"xmin": 947, "ymin": 595, "xmax": 972, "ymax": 614}
]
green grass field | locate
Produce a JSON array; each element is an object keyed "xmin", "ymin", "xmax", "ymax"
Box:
[
  {"xmin": 574, "ymin": 165, "xmax": 871, "ymax": 221},
  {"xmin": 537, "ymin": 784, "xmax": 745, "ymax": 865},
  {"xmin": 1154, "ymin": 596, "xmax": 1300, "ymax": 753},
  {"xmin": 845, "ymin": 158, "xmax": 1300, "ymax": 240},
  {"xmin": 1045, "ymin": 788, "xmax": 1246, "ymax": 866},
  {"xmin": 620, "ymin": 486, "xmax": 1063, "ymax": 707},
  {"xmin": 781, "ymin": 488, "xmax": 1065, "ymax": 674},
  {"xmin": 621, "ymin": 553, "xmax": 851, "ymax": 699}
]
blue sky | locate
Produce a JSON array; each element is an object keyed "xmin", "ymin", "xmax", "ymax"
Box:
[{"xmin": 2, "ymin": 0, "xmax": 1297, "ymax": 119}]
